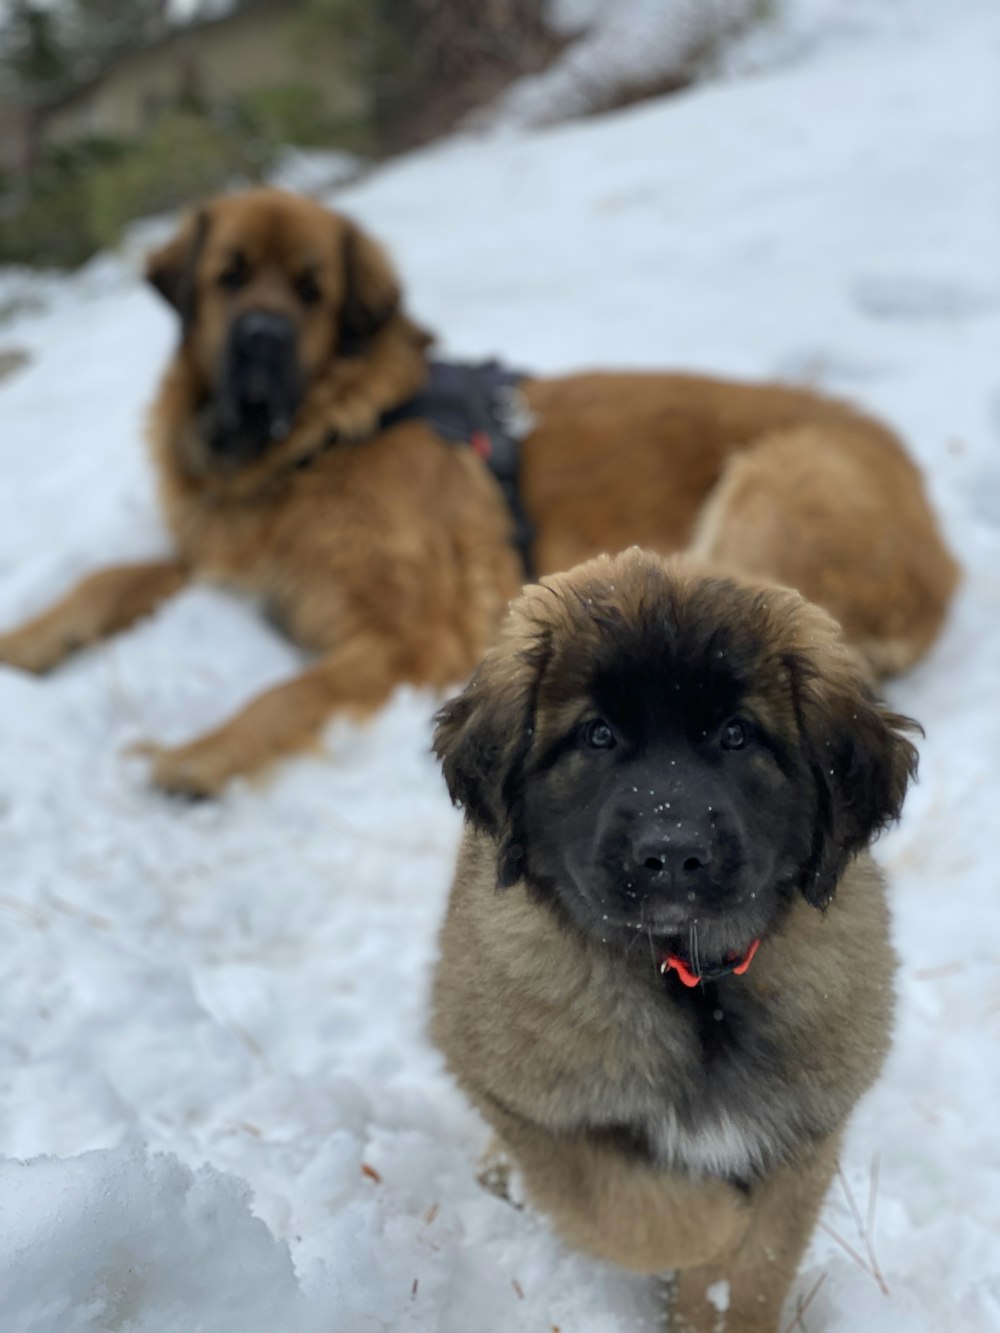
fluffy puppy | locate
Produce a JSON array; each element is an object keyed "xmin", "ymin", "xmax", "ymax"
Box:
[
  {"xmin": 432, "ymin": 547, "xmax": 918, "ymax": 1332},
  {"xmin": 0, "ymin": 187, "xmax": 955, "ymax": 796}
]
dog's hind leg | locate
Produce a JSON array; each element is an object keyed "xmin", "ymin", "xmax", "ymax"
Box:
[
  {"xmin": 687, "ymin": 424, "xmax": 958, "ymax": 679},
  {"xmin": 0, "ymin": 560, "xmax": 189, "ymax": 674},
  {"xmin": 135, "ymin": 629, "xmax": 455, "ymax": 798}
]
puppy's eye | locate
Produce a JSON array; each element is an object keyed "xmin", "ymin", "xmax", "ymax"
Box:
[
  {"xmin": 582, "ymin": 719, "xmax": 616, "ymax": 750},
  {"xmin": 720, "ymin": 717, "xmax": 751, "ymax": 750},
  {"xmin": 296, "ymin": 272, "xmax": 322, "ymax": 306},
  {"xmin": 218, "ymin": 255, "xmax": 249, "ymax": 291}
]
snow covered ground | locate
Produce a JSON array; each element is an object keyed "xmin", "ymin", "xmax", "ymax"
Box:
[{"xmin": 1, "ymin": 1, "xmax": 999, "ymax": 1328}]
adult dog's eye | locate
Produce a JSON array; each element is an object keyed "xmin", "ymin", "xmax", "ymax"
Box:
[
  {"xmin": 296, "ymin": 272, "xmax": 322, "ymax": 306},
  {"xmin": 218, "ymin": 255, "xmax": 249, "ymax": 291},
  {"xmin": 720, "ymin": 717, "xmax": 751, "ymax": 750},
  {"xmin": 582, "ymin": 719, "xmax": 616, "ymax": 750}
]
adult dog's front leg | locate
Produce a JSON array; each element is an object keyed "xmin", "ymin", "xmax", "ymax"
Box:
[
  {"xmin": 136, "ymin": 633, "xmax": 417, "ymax": 797},
  {"xmin": 0, "ymin": 561, "xmax": 189, "ymax": 674}
]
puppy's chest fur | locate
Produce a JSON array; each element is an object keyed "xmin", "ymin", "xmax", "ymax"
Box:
[
  {"xmin": 474, "ymin": 936, "xmax": 842, "ymax": 1185},
  {"xmin": 578, "ymin": 981, "xmax": 807, "ymax": 1180}
]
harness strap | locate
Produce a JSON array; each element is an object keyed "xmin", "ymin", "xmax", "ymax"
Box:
[{"xmin": 379, "ymin": 359, "xmax": 536, "ymax": 578}]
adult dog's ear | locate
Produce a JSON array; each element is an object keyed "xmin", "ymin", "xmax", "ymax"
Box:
[
  {"xmin": 790, "ymin": 647, "xmax": 920, "ymax": 907},
  {"xmin": 146, "ymin": 208, "xmax": 210, "ymax": 332},
  {"xmin": 339, "ymin": 218, "xmax": 400, "ymax": 353},
  {"xmin": 434, "ymin": 640, "xmax": 546, "ymax": 888}
]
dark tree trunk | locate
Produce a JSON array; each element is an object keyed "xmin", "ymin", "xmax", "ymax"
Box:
[{"xmin": 372, "ymin": 0, "xmax": 563, "ymax": 150}]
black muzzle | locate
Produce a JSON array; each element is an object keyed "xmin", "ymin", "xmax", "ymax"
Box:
[{"xmin": 211, "ymin": 310, "xmax": 303, "ymax": 462}]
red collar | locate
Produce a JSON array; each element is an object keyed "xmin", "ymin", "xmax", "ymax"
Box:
[{"xmin": 660, "ymin": 938, "xmax": 760, "ymax": 988}]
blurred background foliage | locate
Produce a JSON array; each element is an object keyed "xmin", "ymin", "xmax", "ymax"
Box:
[
  {"xmin": 0, "ymin": 0, "xmax": 556, "ymax": 268},
  {"xmin": 0, "ymin": 0, "xmax": 764, "ymax": 269}
]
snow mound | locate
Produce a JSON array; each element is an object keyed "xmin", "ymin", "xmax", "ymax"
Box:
[{"xmin": 0, "ymin": 1147, "xmax": 322, "ymax": 1333}]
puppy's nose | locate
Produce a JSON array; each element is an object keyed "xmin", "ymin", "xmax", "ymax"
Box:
[
  {"xmin": 233, "ymin": 310, "xmax": 295, "ymax": 359},
  {"xmin": 631, "ymin": 828, "xmax": 714, "ymax": 889}
]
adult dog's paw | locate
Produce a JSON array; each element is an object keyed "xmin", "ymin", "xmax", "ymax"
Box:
[
  {"xmin": 128, "ymin": 738, "xmax": 231, "ymax": 799},
  {"xmin": 0, "ymin": 627, "xmax": 65, "ymax": 674}
]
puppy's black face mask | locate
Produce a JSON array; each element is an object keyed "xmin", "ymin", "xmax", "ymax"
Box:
[
  {"xmin": 435, "ymin": 559, "xmax": 919, "ymax": 969},
  {"xmin": 520, "ymin": 660, "xmax": 813, "ymax": 960}
]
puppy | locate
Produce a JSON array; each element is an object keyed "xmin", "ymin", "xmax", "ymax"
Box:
[
  {"xmin": 432, "ymin": 547, "xmax": 918, "ymax": 1331},
  {"xmin": 0, "ymin": 187, "xmax": 954, "ymax": 795}
]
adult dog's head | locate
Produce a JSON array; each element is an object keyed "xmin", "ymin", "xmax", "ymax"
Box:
[
  {"xmin": 147, "ymin": 188, "xmax": 417, "ymax": 466},
  {"xmin": 435, "ymin": 549, "xmax": 919, "ymax": 966}
]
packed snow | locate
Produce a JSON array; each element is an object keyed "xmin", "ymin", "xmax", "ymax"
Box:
[
  {"xmin": 480, "ymin": 0, "xmax": 971, "ymax": 129},
  {"xmin": 479, "ymin": 0, "xmax": 762, "ymax": 128},
  {"xmin": 1, "ymin": 1, "xmax": 998, "ymax": 1328}
]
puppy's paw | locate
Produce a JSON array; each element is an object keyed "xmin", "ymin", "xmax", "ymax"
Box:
[
  {"xmin": 128, "ymin": 738, "xmax": 230, "ymax": 799},
  {"xmin": 476, "ymin": 1140, "xmax": 523, "ymax": 1209}
]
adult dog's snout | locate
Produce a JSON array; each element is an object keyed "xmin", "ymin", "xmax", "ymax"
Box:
[
  {"xmin": 232, "ymin": 310, "xmax": 296, "ymax": 376},
  {"xmin": 213, "ymin": 309, "xmax": 303, "ymax": 459}
]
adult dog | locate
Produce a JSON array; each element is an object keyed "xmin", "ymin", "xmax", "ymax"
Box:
[
  {"xmin": 0, "ymin": 188, "xmax": 955, "ymax": 795},
  {"xmin": 432, "ymin": 547, "xmax": 918, "ymax": 1332}
]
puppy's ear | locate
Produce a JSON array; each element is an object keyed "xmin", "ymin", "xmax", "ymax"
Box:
[
  {"xmin": 434, "ymin": 641, "xmax": 545, "ymax": 888},
  {"xmin": 338, "ymin": 219, "xmax": 400, "ymax": 352},
  {"xmin": 790, "ymin": 649, "xmax": 920, "ymax": 907},
  {"xmin": 146, "ymin": 208, "xmax": 210, "ymax": 331}
]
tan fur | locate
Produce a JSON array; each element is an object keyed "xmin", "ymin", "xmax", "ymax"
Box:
[
  {"xmin": 668, "ymin": 1133, "xmax": 841, "ymax": 1332},
  {"xmin": 0, "ymin": 188, "xmax": 958, "ymax": 794},
  {"xmin": 522, "ymin": 374, "xmax": 957, "ymax": 672},
  {"xmin": 436, "ymin": 839, "xmax": 881, "ymax": 1329},
  {"xmin": 432, "ymin": 550, "xmax": 902, "ymax": 1331},
  {"xmin": 0, "ymin": 561, "xmax": 188, "ymax": 674}
]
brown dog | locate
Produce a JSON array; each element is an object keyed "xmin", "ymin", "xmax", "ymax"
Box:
[
  {"xmin": 0, "ymin": 188, "xmax": 956, "ymax": 795},
  {"xmin": 432, "ymin": 547, "xmax": 917, "ymax": 1332}
]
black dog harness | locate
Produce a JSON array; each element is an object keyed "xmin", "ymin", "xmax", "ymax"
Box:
[{"xmin": 380, "ymin": 360, "xmax": 536, "ymax": 578}]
